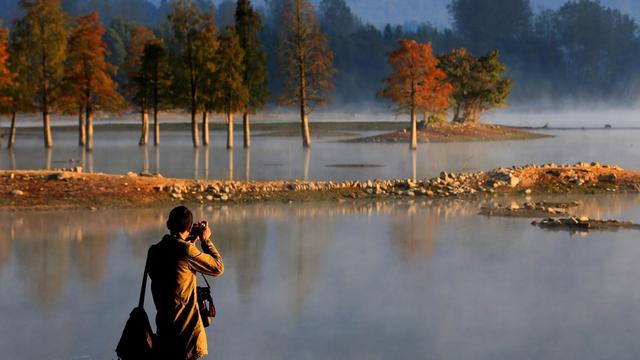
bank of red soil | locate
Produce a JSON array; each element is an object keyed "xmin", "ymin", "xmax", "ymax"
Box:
[
  {"xmin": 351, "ymin": 122, "xmax": 548, "ymax": 142},
  {"xmin": 1, "ymin": 162, "xmax": 638, "ymax": 210}
]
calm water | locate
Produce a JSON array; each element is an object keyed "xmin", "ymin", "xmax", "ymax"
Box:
[
  {"xmin": 2, "ymin": 195, "xmax": 640, "ymax": 359},
  {"xmin": 1, "ymin": 127, "xmax": 639, "ymax": 180}
]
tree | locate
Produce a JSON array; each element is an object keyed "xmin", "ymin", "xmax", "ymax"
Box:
[
  {"xmin": 13, "ymin": 0, "xmax": 68, "ymax": 148},
  {"xmin": 277, "ymin": 0, "xmax": 334, "ymax": 147},
  {"xmin": 169, "ymin": 0, "xmax": 218, "ymax": 148},
  {"xmin": 209, "ymin": 28, "xmax": 248, "ymax": 150},
  {"xmin": 140, "ymin": 39, "xmax": 171, "ymax": 146},
  {"xmin": 0, "ymin": 26, "xmax": 13, "ymax": 147},
  {"xmin": 0, "ymin": 26, "xmax": 35, "ymax": 148},
  {"xmin": 64, "ymin": 12, "xmax": 125, "ymax": 150},
  {"xmin": 235, "ymin": 0, "xmax": 269, "ymax": 148},
  {"xmin": 124, "ymin": 24, "xmax": 155, "ymax": 145},
  {"xmin": 379, "ymin": 39, "xmax": 452, "ymax": 150},
  {"xmin": 439, "ymin": 48, "xmax": 512, "ymax": 123},
  {"xmin": 448, "ymin": 0, "xmax": 532, "ymax": 53}
]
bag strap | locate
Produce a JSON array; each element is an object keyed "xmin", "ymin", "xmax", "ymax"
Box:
[
  {"xmin": 138, "ymin": 248, "xmax": 151, "ymax": 309},
  {"xmin": 201, "ymin": 273, "xmax": 211, "ymax": 289}
]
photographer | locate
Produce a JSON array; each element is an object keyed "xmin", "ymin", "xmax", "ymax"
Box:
[{"xmin": 148, "ymin": 206, "xmax": 224, "ymax": 360}]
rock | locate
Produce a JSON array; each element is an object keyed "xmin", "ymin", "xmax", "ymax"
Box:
[
  {"xmin": 509, "ymin": 176, "xmax": 520, "ymax": 187},
  {"xmin": 10, "ymin": 189, "xmax": 24, "ymax": 196},
  {"xmin": 171, "ymin": 193, "xmax": 182, "ymax": 199},
  {"xmin": 206, "ymin": 195, "xmax": 214, "ymax": 201},
  {"xmin": 220, "ymin": 194, "xmax": 229, "ymax": 201},
  {"xmin": 126, "ymin": 171, "xmax": 138, "ymax": 177},
  {"xmin": 525, "ymin": 189, "xmax": 532, "ymax": 195},
  {"xmin": 74, "ymin": 166, "xmax": 83, "ymax": 173},
  {"xmin": 579, "ymin": 216, "xmax": 590, "ymax": 222},
  {"xmin": 598, "ymin": 174, "xmax": 617, "ymax": 183}
]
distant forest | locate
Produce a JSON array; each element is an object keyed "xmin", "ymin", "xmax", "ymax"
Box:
[{"xmin": 1, "ymin": 0, "xmax": 639, "ymax": 108}]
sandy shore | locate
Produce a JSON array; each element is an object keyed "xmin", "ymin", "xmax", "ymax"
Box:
[{"xmin": 1, "ymin": 162, "xmax": 638, "ymax": 210}]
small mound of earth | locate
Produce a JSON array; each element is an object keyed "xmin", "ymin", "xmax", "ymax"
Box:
[
  {"xmin": 349, "ymin": 122, "xmax": 548, "ymax": 143},
  {"xmin": 532, "ymin": 217, "xmax": 640, "ymax": 232},
  {"xmin": 480, "ymin": 201, "xmax": 580, "ymax": 218},
  {"xmin": 325, "ymin": 164, "xmax": 385, "ymax": 168}
]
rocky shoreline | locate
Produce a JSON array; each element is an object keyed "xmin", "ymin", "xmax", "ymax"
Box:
[{"xmin": 1, "ymin": 162, "xmax": 639, "ymax": 209}]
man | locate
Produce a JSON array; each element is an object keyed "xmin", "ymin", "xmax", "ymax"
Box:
[{"xmin": 149, "ymin": 206, "xmax": 224, "ymax": 360}]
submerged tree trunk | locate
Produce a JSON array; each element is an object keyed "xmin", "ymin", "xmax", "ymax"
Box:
[
  {"xmin": 7, "ymin": 111, "xmax": 16, "ymax": 148},
  {"xmin": 191, "ymin": 107, "xmax": 200, "ymax": 148},
  {"xmin": 226, "ymin": 112, "xmax": 234, "ymax": 149},
  {"xmin": 85, "ymin": 107, "xmax": 94, "ymax": 151},
  {"xmin": 154, "ymin": 109, "xmax": 160, "ymax": 146},
  {"xmin": 43, "ymin": 111, "xmax": 53, "ymax": 148},
  {"xmin": 139, "ymin": 111, "xmax": 149, "ymax": 146},
  {"xmin": 243, "ymin": 112, "xmax": 251, "ymax": 148},
  {"xmin": 410, "ymin": 107, "xmax": 417, "ymax": 150},
  {"xmin": 299, "ymin": 70, "xmax": 311, "ymax": 147},
  {"xmin": 78, "ymin": 108, "xmax": 86, "ymax": 147},
  {"xmin": 202, "ymin": 112, "xmax": 209, "ymax": 146}
]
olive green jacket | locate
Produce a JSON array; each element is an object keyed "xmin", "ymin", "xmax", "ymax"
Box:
[{"xmin": 148, "ymin": 235, "xmax": 224, "ymax": 360}]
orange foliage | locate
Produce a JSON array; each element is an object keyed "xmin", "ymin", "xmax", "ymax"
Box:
[
  {"xmin": 0, "ymin": 27, "xmax": 13, "ymax": 108},
  {"xmin": 64, "ymin": 12, "xmax": 124, "ymax": 113},
  {"xmin": 379, "ymin": 39, "xmax": 452, "ymax": 114}
]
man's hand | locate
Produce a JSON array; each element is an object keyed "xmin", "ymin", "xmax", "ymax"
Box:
[{"xmin": 200, "ymin": 221, "xmax": 212, "ymax": 241}]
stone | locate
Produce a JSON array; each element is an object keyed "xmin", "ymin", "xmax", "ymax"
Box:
[
  {"xmin": 10, "ymin": 189, "xmax": 24, "ymax": 196},
  {"xmin": 126, "ymin": 171, "xmax": 138, "ymax": 177},
  {"xmin": 171, "ymin": 193, "xmax": 182, "ymax": 199},
  {"xmin": 74, "ymin": 166, "xmax": 83, "ymax": 173},
  {"xmin": 598, "ymin": 174, "xmax": 617, "ymax": 183},
  {"xmin": 206, "ymin": 195, "xmax": 214, "ymax": 201},
  {"xmin": 220, "ymin": 195, "xmax": 229, "ymax": 201}
]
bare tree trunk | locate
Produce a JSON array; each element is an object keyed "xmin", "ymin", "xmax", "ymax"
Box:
[
  {"xmin": 227, "ymin": 112, "xmax": 234, "ymax": 149},
  {"xmin": 299, "ymin": 74, "xmax": 311, "ymax": 147},
  {"xmin": 193, "ymin": 147, "xmax": 200, "ymax": 179},
  {"xmin": 191, "ymin": 108, "xmax": 200, "ymax": 148},
  {"xmin": 453, "ymin": 103, "xmax": 464, "ymax": 123},
  {"xmin": 155, "ymin": 146, "xmax": 161, "ymax": 175},
  {"xmin": 139, "ymin": 111, "xmax": 149, "ymax": 145},
  {"xmin": 78, "ymin": 108, "xmax": 85, "ymax": 147},
  {"xmin": 85, "ymin": 108, "xmax": 94, "ymax": 151},
  {"xmin": 410, "ymin": 107, "xmax": 417, "ymax": 150},
  {"xmin": 243, "ymin": 112, "xmax": 251, "ymax": 148},
  {"xmin": 303, "ymin": 147, "xmax": 311, "ymax": 181},
  {"xmin": 227, "ymin": 148, "xmax": 234, "ymax": 180},
  {"xmin": 153, "ymin": 110, "xmax": 160, "ymax": 146},
  {"xmin": 7, "ymin": 111, "xmax": 16, "ymax": 148},
  {"xmin": 43, "ymin": 111, "xmax": 53, "ymax": 148},
  {"xmin": 244, "ymin": 148, "xmax": 251, "ymax": 181},
  {"xmin": 202, "ymin": 112, "xmax": 209, "ymax": 146}
]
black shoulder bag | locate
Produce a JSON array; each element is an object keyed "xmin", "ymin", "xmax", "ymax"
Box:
[
  {"xmin": 197, "ymin": 274, "xmax": 216, "ymax": 328},
  {"xmin": 116, "ymin": 249, "xmax": 156, "ymax": 360}
]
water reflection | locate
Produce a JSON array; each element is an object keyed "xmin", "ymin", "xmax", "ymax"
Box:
[
  {"xmin": 3, "ymin": 195, "xmax": 640, "ymax": 359},
  {"xmin": 4, "ymin": 128, "xmax": 640, "ymax": 181}
]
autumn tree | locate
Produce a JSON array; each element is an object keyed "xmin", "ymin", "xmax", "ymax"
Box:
[
  {"xmin": 169, "ymin": 0, "xmax": 218, "ymax": 148},
  {"xmin": 64, "ymin": 12, "xmax": 125, "ymax": 151},
  {"xmin": 379, "ymin": 39, "xmax": 452, "ymax": 150},
  {"xmin": 124, "ymin": 25, "xmax": 155, "ymax": 145},
  {"xmin": 277, "ymin": 0, "xmax": 334, "ymax": 147},
  {"xmin": 0, "ymin": 26, "xmax": 35, "ymax": 148},
  {"xmin": 140, "ymin": 39, "xmax": 171, "ymax": 146},
  {"xmin": 209, "ymin": 28, "xmax": 248, "ymax": 150},
  {"xmin": 0, "ymin": 26, "xmax": 13, "ymax": 147},
  {"xmin": 439, "ymin": 48, "xmax": 512, "ymax": 123},
  {"xmin": 235, "ymin": 0, "xmax": 269, "ymax": 148},
  {"xmin": 13, "ymin": 0, "xmax": 68, "ymax": 148}
]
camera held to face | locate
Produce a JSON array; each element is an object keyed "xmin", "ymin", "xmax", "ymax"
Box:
[{"xmin": 188, "ymin": 221, "xmax": 208, "ymax": 242}]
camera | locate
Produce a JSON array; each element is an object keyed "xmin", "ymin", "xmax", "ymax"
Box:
[{"xmin": 188, "ymin": 221, "xmax": 207, "ymax": 242}]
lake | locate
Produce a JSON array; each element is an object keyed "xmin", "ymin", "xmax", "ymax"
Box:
[
  {"xmin": 1, "ymin": 126, "xmax": 639, "ymax": 181},
  {"xmin": 2, "ymin": 195, "xmax": 640, "ymax": 359}
]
